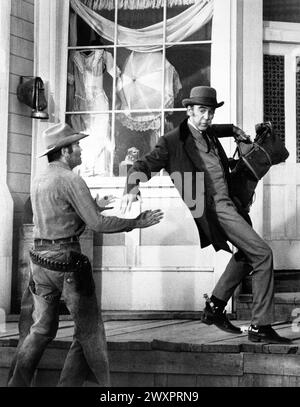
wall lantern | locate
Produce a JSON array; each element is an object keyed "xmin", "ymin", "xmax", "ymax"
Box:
[{"xmin": 17, "ymin": 76, "xmax": 49, "ymax": 120}]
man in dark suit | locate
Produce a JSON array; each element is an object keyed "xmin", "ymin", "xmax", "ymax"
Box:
[{"xmin": 121, "ymin": 86, "xmax": 291, "ymax": 344}]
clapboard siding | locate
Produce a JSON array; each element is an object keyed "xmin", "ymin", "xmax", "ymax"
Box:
[
  {"xmin": 9, "ymin": 74, "xmax": 23, "ymax": 95},
  {"xmin": 10, "ymin": 35, "xmax": 34, "ymax": 61},
  {"xmin": 8, "ymin": 1, "xmax": 34, "ymax": 191},
  {"xmin": 7, "ymin": 173, "xmax": 31, "ymax": 195},
  {"xmin": 7, "ymin": 153, "xmax": 31, "ymax": 175},
  {"xmin": 11, "ymin": 193, "xmax": 30, "ymax": 213},
  {"xmin": 8, "ymin": 133, "xmax": 32, "ymax": 155},
  {"xmin": 10, "ymin": 54, "xmax": 34, "ymax": 77},
  {"xmin": 8, "ymin": 114, "xmax": 32, "ymax": 137},
  {"xmin": 8, "ymin": 0, "xmax": 34, "ymax": 312},
  {"xmin": 10, "ymin": 16, "xmax": 34, "ymax": 42},
  {"xmin": 9, "ymin": 94, "xmax": 32, "ymax": 116},
  {"xmin": 11, "ymin": 0, "xmax": 34, "ymax": 23}
]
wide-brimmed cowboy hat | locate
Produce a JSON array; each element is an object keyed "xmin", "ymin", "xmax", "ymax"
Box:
[
  {"xmin": 182, "ymin": 86, "xmax": 224, "ymax": 108},
  {"xmin": 38, "ymin": 123, "xmax": 89, "ymax": 157}
]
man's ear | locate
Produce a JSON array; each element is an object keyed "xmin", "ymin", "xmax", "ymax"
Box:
[
  {"xmin": 187, "ymin": 106, "xmax": 193, "ymax": 116},
  {"xmin": 61, "ymin": 146, "xmax": 69, "ymax": 157}
]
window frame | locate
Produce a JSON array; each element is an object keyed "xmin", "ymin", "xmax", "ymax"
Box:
[
  {"xmin": 65, "ymin": 1, "xmax": 213, "ymax": 179},
  {"xmin": 32, "ymin": 0, "xmax": 241, "ymax": 188}
]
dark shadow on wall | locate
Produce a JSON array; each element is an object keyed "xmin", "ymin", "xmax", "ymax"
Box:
[{"xmin": 10, "ymin": 197, "xmax": 33, "ymax": 313}]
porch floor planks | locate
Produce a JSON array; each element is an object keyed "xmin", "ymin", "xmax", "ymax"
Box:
[
  {"xmin": 54, "ymin": 319, "xmax": 193, "ymax": 342},
  {"xmin": 0, "ymin": 319, "xmax": 298, "ymax": 349},
  {"xmin": 105, "ymin": 319, "xmax": 191, "ymax": 336},
  {"xmin": 106, "ymin": 320, "xmax": 252, "ymax": 345}
]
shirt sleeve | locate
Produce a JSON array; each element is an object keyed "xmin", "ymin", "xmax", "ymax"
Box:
[{"xmin": 66, "ymin": 174, "xmax": 136, "ymax": 233}]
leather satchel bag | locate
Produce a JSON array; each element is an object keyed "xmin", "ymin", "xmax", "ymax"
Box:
[{"xmin": 230, "ymin": 122, "xmax": 289, "ymax": 211}]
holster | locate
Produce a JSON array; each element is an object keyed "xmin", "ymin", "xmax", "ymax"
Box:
[
  {"xmin": 29, "ymin": 249, "xmax": 95, "ymax": 296},
  {"xmin": 69, "ymin": 251, "xmax": 95, "ymax": 297}
]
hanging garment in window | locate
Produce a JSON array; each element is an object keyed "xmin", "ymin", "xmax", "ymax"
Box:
[
  {"xmin": 117, "ymin": 51, "xmax": 182, "ymax": 131},
  {"xmin": 68, "ymin": 49, "xmax": 120, "ymax": 176}
]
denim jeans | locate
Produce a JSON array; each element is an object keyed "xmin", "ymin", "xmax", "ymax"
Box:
[
  {"xmin": 7, "ymin": 278, "xmax": 35, "ymax": 384},
  {"xmin": 8, "ymin": 243, "xmax": 110, "ymax": 387}
]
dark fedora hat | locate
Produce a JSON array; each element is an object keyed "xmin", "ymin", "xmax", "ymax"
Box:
[
  {"xmin": 182, "ymin": 86, "xmax": 224, "ymax": 108},
  {"xmin": 38, "ymin": 123, "xmax": 89, "ymax": 157}
]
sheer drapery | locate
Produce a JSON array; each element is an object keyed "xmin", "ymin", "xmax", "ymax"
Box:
[
  {"xmin": 82, "ymin": 0, "xmax": 196, "ymax": 10},
  {"xmin": 70, "ymin": 0, "xmax": 213, "ymax": 52}
]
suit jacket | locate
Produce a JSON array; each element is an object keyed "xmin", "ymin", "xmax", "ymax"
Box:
[{"xmin": 125, "ymin": 118, "xmax": 249, "ymax": 253}]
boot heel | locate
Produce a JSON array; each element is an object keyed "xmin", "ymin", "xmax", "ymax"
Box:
[{"xmin": 201, "ymin": 315, "xmax": 213, "ymax": 325}]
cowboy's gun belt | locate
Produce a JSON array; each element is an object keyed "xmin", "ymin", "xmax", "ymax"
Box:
[{"xmin": 29, "ymin": 249, "xmax": 89, "ymax": 272}]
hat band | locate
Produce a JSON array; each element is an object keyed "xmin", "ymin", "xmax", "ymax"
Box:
[{"xmin": 188, "ymin": 96, "xmax": 219, "ymax": 106}]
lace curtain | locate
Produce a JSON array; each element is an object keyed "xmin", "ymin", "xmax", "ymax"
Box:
[{"xmin": 70, "ymin": 0, "xmax": 213, "ymax": 52}]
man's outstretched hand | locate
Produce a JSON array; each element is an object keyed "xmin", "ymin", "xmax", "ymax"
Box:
[
  {"xmin": 120, "ymin": 187, "xmax": 141, "ymax": 213},
  {"xmin": 95, "ymin": 194, "xmax": 116, "ymax": 211},
  {"xmin": 233, "ymin": 125, "xmax": 251, "ymax": 143},
  {"xmin": 135, "ymin": 209, "xmax": 164, "ymax": 229}
]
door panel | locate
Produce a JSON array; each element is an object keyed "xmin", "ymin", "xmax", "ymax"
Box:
[{"xmin": 263, "ymin": 40, "xmax": 300, "ymax": 269}]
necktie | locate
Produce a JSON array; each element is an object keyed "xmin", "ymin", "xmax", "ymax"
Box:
[{"xmin": 201, "ymin": 131, "xmax": 211, "ymax": 153}]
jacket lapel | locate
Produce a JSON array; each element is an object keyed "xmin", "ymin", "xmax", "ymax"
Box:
[
  {"xmin": 183, "ymin": 133, "xmax": 205, "ymax": 171},
  {"xmin": 179, "ymin": 119, "xmax": 230, "ymax": 178},
  {"xmin": 210, "ymin": 131, "xmax": 230, "ymax": 178},
  {"xmin": 179, "ymin": 119, "xmax": 205, "ymax": 171}
]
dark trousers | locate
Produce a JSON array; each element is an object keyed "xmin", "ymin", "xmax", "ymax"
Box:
[
  {"xmin": 212, "ymin": 201, "xmax": 275, "ymax": 326},
  {"xmin": 8, "ymin": 244, "xmax": 110, "ymax": 387}
]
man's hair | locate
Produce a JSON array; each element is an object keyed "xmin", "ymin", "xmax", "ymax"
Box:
[{"xmin": 47, "ymin": 144, "xmax": 73, "ymax": 162}]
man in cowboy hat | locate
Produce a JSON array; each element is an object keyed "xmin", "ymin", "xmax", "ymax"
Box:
[
  {"xmin": 121, "ymin": 85, "xmax": 291, "ymax": 344},
  {"xmin": 8, "ymin": 122, "xmax": 163, "ymax": 387}
]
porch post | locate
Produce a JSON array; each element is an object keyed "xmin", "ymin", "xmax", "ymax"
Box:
[
  {"xmin": 241, "ymin": 0, "xmax": 264, "ymax": 235},
  {"xmin": 32, "ymin": 0, "xmax": 70, "ymax": 179},
  {"xmin": 0, "ymin": 0, "xmax": 14, "ymax": 313},
  {"xmin": 210, "ymin": 0, "xmax": 240, "ymax": 304}
]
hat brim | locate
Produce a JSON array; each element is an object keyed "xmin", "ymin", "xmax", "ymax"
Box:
[
  {"xmin": 182, "ymin": 99, "xmax": 224, "ymax": 108},
  {"xmin": 38, "ymin": 133, "xmax": 89, "ymax": 158}
]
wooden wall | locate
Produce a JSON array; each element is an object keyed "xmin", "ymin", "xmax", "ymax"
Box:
[{"xmin": 7, "ymin": 0, "xmax": 34, "ymax": 312}]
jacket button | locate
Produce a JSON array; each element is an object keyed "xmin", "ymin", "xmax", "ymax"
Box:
[{"xmin": 66, "ymin": 278, "xmax": 72, "ymax": 283}]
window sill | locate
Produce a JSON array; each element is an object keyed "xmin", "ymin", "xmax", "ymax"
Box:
[{"xmin": 86, "ymin": 174, "xmax": 176, "ymax": 189}]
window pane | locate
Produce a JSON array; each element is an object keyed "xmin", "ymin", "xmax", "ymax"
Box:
[
  {"xmin": 67, "ymin": 49, "xmax": 115, "ymax": 112},
  {"xmin": 66, "ymin": 113, "xmax": 113, "ymax": 177},
  {"xmin": 165, "ymin": 110, "xmax": 187, "ymax": 131},
  {"xmin": 116, "ymin": 48, "xmax": 164, "ymax": 111},
  {"xmin": 113, "ymin": 113, "xmax": 159, "ymax": 176},
  {"xmin": 117, "ymin": 7, "xmax": 163, "ymax": 47},
  {"xmin": 166, "ymin": 44, "xmax": 211, "ymax": 108},
  {"xmin": 69, "ymin": 9, "xmax": 115, "ymax": 47},
  {"xmin": 166, "ymin": 3, "xmax": 212, "ymax": 43}
]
